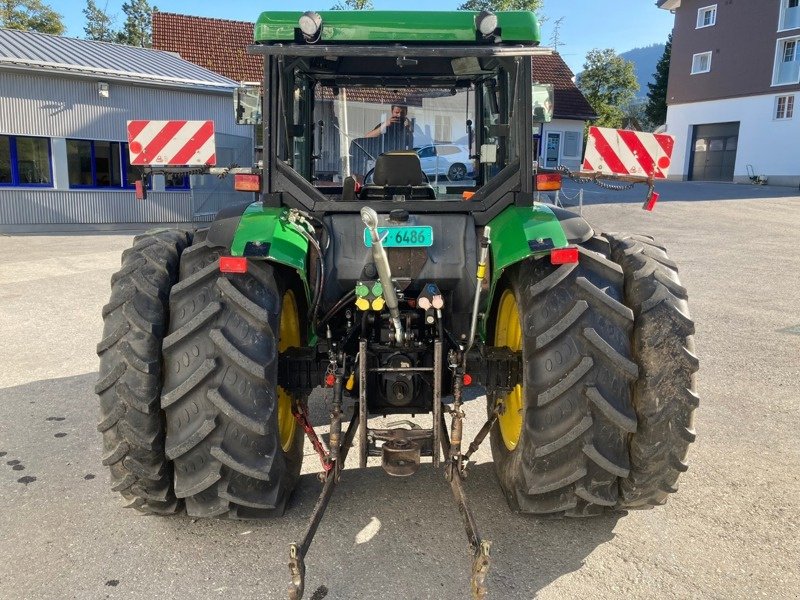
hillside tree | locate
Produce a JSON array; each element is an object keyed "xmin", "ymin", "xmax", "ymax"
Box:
[
  {"xmin": 578, "ymin": 48, "xmax": 639, "ymax": 129},
  {"xmin": 645, "ymin": 33, "xmax": 672, "ymax": 126},
  {"xmin": 116, "ymin": 0, "xmax": 155, "ymax": 47},
  {"xmin": 83, "ymin": 0, "xmax": 116, "ymax": 42},
  {"xmin": 0, "ymin": 0, "xmax": 65, "ymax": 34}
]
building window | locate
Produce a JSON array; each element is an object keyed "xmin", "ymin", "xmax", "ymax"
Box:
[
  {"xmin": 775, "ymin": 95, "xmax": 795, "ymax": 119},
  {"xmin": 773, "ymin": 36, "xmax": 800, "ymax": 85},
  {"xmin": 0, "ymin": 135, "xmax": 53, "ymax": 187},
  {"xmin": 696, "ymin": 5, "xmax": 717, "ymax": 28},
  {"xmin": 691, "ymin": 51, "xmax": 713, "ymax": 74},
  {"xmin": 67, "ymin": 139, "xmax": 144, "ymax": 189},
  {"xmin": 780, "ymin": 0, "xmax": 800, "ymax": 32}
]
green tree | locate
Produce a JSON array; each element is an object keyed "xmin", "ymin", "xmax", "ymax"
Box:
[
  {"xmin": 116, "ymin": 0, "xmax": 154, "ymax": 47},
  {"xmin": 458, "ymin": 0, "xmax": 542, "ymax": 10},
  {"xmin": 0, "ymin": 0, "xmax": 65, "ymax": 34},
  {"xmin": 645, "ymin": 33, "xmax": 672, "ymax": 126},
  {"xmin": 578, "ymin": 48, "xmax": 639, "ymax": 129},
  {"xmin": 331, "ymin": 0, "xmax": 373, "ymax": 9},
  {"xmin": 83, "ymin": 0, "xmax": 116, "ymax": 42}
]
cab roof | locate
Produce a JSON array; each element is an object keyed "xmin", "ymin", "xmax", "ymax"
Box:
[{"xmin": 253, "ymin": 10, "xmax": 540, "ymax": 46}]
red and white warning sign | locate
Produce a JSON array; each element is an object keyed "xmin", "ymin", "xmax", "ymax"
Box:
[
  {"xmin": 582, "ymin": 126, "xmax": 675, "ymax": 179},
  {"xmin": 127, "ymin": 120, "xmax": 216, "ymax": 166}
]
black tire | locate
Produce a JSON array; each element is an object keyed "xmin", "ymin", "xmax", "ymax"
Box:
[
  {"xmin": 488, "ymin": 242, "xmax": 638, "ymax": 516},
  {"xmin": 606, "ymin": 233, "xmax": 698, "ymax": 508},
  {"xmin": 447, "ymin": 163, "xmax": 467, "ymax": 181},
  {"xmin": 96, "ymin": 229, "xmax": 190, "ymax": 514},
  {"xmin": 161, "ymin": 231, "xmax": 304, "ymax": 519}
]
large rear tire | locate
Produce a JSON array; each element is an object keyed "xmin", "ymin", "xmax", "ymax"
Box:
[
  {"xmin": 606, "ymin": 233, "xmax": 698, "ymax": 508},
  {"xmin": 96, "ymin": 229, "xmax": 190, "ymax": 514},
  {"xmin": 488, "ymin": 243, "xmax": 638, "ymax": 516},
  {"xmin": 161, "ymin": 231, "xmax": 304, "ymax": 519},
  {"xmin": 487, "ymin": 234, "xmax": 698, "ymax": 515}
]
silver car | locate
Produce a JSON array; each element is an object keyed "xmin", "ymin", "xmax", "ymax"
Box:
[{"xmin": 415, "ymin": 144, "xmax": 474, "ymax": 181}]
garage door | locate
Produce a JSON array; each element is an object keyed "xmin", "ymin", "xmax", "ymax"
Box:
[{"xmin": 689, "ymin": 122, "xmax": 740, "ymax": 182}]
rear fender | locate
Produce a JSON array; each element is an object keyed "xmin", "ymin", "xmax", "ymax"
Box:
[
  {"xmin": 481, "ymin": 203, "xmax": 594, "ymax": 338},
  {"xmin": 207, "ymin": 200, "xmax": 312, "ymax": 318}
]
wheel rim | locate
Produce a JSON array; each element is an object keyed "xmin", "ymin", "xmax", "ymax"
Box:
[
  {"xmin": 494, "ymin": 289, "xmax": 524, "ymax": 451},
  {"xmin": 277, "ymin": 290, "xmax": 300, "ymax": 452},
  {"xmin": 449, "ymin": 164, "xmax": 466, "ymax": 181}
]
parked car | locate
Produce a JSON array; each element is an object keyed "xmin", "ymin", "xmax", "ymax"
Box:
[{"xmin": 415, "ymin": 144, "xmax": 474, "ymax": 181}]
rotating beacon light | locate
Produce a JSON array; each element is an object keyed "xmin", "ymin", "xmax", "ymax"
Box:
[
  {"xmin": 299, "ymin": 11, "xmax": 323, "ymax": 43},
  {"xmin": 475, "ymin": 10, "xmax": 499, "ymax": 39}
]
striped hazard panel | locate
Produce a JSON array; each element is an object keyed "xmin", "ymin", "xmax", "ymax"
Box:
[
  {"xmin": 582, "ymin": 126, "xmax": 675, "ymax": 179},
  {"xmin": 127, "ymin": 120, "xmax": 216, "ymax": 166}
]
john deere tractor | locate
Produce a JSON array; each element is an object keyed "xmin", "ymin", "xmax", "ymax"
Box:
[{"xmin": 96, "ymin": 10, "xmax": 698, "ymax": 599}]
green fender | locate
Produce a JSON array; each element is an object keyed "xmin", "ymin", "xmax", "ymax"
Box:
[
  {"xmin": 227, "ymin": 203, "xmax": 313, "ymax": 331},
  {"xmin": 480, "ymin": 203, "xmax": 579, "ymax": 339}
]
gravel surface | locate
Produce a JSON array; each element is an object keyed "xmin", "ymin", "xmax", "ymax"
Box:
[{"xmin": 1, "ymin": 183, "xmax": 798, "ymax": 599}]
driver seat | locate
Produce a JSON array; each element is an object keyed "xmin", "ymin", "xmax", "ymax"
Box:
[{"xmin": 359, "ymin": 151, "xmax": 436, "ymax": 200}]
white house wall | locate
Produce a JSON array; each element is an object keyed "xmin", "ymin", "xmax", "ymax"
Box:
[{"xmin": 666, "ymin": 94, "xmax": 800, "ymax": 186}]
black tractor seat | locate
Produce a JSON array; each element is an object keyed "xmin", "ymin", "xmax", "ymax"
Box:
[{"xmin": 358, "ymin": 151, "xmax": 436, "ymax": 200}]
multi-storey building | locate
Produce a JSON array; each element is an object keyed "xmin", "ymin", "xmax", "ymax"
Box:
[{"xmin": 658, "ymin": 0, "xmax": 800, "ymax": 185}]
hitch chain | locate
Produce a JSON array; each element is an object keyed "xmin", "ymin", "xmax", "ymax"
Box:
[{"xmin": 292, "ymin": 402, "xmax": 333, "ymax": 473}]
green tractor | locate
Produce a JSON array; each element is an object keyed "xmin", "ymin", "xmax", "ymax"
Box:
[{"xmin": 96, "ymin": 10, "xmax": 697, "ymax": 599}]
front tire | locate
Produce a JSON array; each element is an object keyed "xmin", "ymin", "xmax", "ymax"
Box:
[
  {"xmin": 447, "ymin": 163, "xmax": 467, "ymax": 181},
  {"xmin": 161, "ymin": 232, "xmax": 303, "ymax": 518}
]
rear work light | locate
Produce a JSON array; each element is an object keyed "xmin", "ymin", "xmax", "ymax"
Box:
[
  {"xmin": 234, "ymin": 173, "xmax": 261, "ymax": 192},
  {"xmin": 219, "ymin": 256, "xmax": 248, "ymax": 274},
  {"xmin": 550, "ymin": 247, "xmax": 579, "ymax": 265},
  {"xmin": 536, "ymin": 173, "xmax": 562, "ymax": 191}
]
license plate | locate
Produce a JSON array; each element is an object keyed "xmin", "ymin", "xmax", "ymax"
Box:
[{"xmin": 364, "ymin": 226, "xmax": 433, "ymax": 248}]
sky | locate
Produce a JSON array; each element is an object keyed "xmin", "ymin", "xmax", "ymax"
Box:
[{"xmin": 51, "ymin": 0, "xmax": 676, "ymax": 75}]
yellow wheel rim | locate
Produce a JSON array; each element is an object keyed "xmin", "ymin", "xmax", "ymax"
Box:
[
  {"xmin": 277, "ymin": 290, "xmax": 300, "ymax": 452},
  {"xmin": 494, "ymin": 289, "xmax": 524, "ymax": 451}
]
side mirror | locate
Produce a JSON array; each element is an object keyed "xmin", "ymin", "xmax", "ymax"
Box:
[
  {"xmin": 234, "ymin": 85, "xmax": 262, "ymax": 125},
  {"xmin": 532, "ymin": 83, "xmax": 554, "ymax": 123}
]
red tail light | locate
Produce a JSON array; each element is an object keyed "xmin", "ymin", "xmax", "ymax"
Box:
[
  {"xmin": 550, "ymin": 247, "xmax": 579, "ymax": 265},
  {"xmin": 643, "ymin": 191, "xmax": 660, "ymax": 212},
  {"xmin": 234, "ymin": 173, "xmax": 260, "ymax": 192},
  {"xmin": 219, "ymin": 256, "xmax": 248, "ymax": 273},
  {"xmin": 536, "ymin": 173, "xmax": 562, "ymax": 191},
  {"xmin": 134, "ymin": 180, "xmax": 146, "ymax": 200}
]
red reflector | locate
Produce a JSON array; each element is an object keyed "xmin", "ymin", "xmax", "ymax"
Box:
[
  {"xmin": 219, "ymin": 256, "xmax": 248, "ymax": 273},
  {"xmin": 643, "ymin": 191, "xmax": 660, "ymax": 212},
  {"xmin": 134, "ymin": 180, "xmax": 146, "ymax": 200},
  {"xmin": 325, "ymin": 373, "xmax": 336, "ymax": 387},
  {"xmin": 550, "ymin": 247, "xmax": 579, "ymax": 265},
  {"xmin": 463, "ymin": 373, "xmax": 473, "ymax": 386},
  {"xmin": 234, "ymin": 173, "xmax": 261, "ymax": 192},
  {"xmin": 536, "ymin": 173, "xmax": 562, "ymax": 191}
]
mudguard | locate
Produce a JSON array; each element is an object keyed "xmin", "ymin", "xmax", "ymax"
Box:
[
  {"xmin": 481, "ymin": 202, "xmax": 594, "ymax": 338},
  {"xmin": 207, "ymin": 200, "xmax": 311, "ymax": 293}
]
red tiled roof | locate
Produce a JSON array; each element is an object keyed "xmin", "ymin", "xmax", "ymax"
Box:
[
  {"xmin": 152, "ymin": 12, "xmax": 262, "ymax": 83},
  {"xmin": 152, "ymin": 13, "xmax": 596, "ymax": 120},
  {"xmin": 532, "ymin": 53, "xmax": 598, "ymax": 121}
]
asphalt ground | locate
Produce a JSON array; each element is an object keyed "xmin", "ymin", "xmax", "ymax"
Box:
[{"xmin": 1, "ymin": 182, "xmax": 799, "ymax": 599}]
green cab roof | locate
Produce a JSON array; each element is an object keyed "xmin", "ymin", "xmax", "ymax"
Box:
[{"xmin": 254, "ymin": 11, "xmax": 540, "ymax": 45}]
